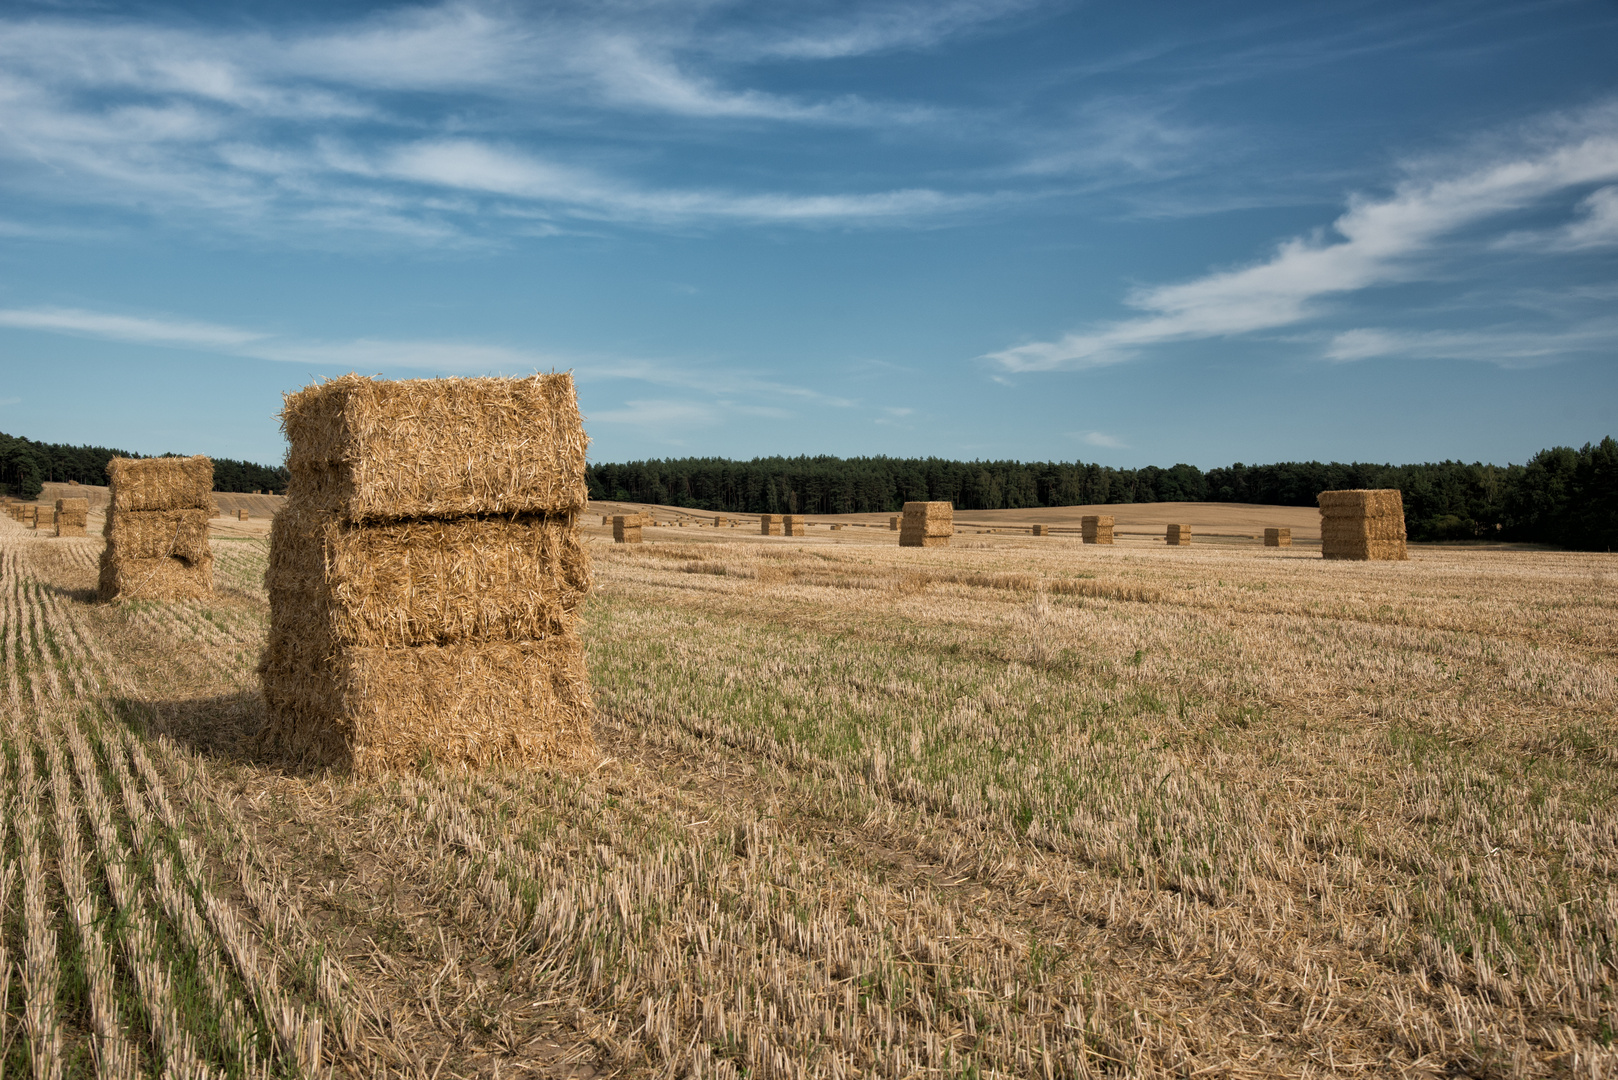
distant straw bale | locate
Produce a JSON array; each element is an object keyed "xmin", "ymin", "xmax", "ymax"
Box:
[
  {"xmin": 889, "ymin": 516, "xmax": 900, "ymax": 530},
  {"xmin": 280, "ymin": 373, "xmax": 588, "ymax": 523},
  {"xmin": 900, "ymin": 502, "xmax": 952, "ymax": 548},
  {"xmin": 760, "ymin": 514, "xmax": 783, "ymax": 536},
  {"xmin": 1264, "ymin": 527, "xmax": 1292, "ymax": 547},
  {"xmin": 1081, "ymin": 515, "xmax": 1114, "ymax": 544},
  {"xmin": 54, "ymin": 497, "xmax": 89, "ymax": 538},
  {"xmin": 1318, "ymin": 489, "xmax": 1407, "ymax": 561},
  {"xmin": 713, "ymin": 515, "xmax": 727, "ymax": 527},
  {"xmin": 1031, "ymin": 524, "xmax": 1048, "ymax": 536},
  {"xmin": 612, "ymin": 515, "xmax": 643, "ymax": 544},
  {"xmin": 1166, "ymin": 524, "xmax": 1191, "ymax": 546},
  {"xmin": 782, "ymin": 514, "xmax": 806, "ymax": 537},
  {"xmin": 100, "ymin": 456, "xmax": 215, "ymax": 601},
  {"xmin": 260, "ymin": 373, "xmax": 596, "ymax": 775}
]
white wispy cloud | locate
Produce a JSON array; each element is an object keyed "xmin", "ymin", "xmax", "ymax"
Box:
[
  {"xmin": 0, "ymin": 1, "xmax": 1020, "ymax": 240},
  {"xmin": 986, "ymin": 106, "xmax": 1618, "ymax": 371},
  {"xmin": 1324, "ymin": 318, "xmax": 1618, "ymax": 367},
  {"xmin": 0, "ymin": 307, "xmax": 268, "ymax": 349},
  {"xmin": 1079, "ymin": 431, "xmax": 1126, "ymax": 448}
]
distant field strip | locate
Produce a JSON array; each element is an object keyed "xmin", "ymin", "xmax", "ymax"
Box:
[{"xmin": 0, "ymin": 520, "xmax": 1615, "ymax": 1078}]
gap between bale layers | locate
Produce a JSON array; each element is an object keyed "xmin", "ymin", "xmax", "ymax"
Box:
[
  {"xmin": 257, "ymin": 635, "xmax": 595, "ymax": 774},
  {"xmin": 266, "ymin": 509, "xmax": 590, "ymax": 652},
  {"xmin": 281, "ymin": 373, "xmax": 588, "ymax": 522},
  {"xmin": 106, "ymin": 455, "xmax": 215, "ymax": 512}
]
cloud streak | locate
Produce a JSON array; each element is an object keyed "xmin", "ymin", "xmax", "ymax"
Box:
[{"xmin": 986, "ymin": 107, "xmax": 1618, "ymax": 371}]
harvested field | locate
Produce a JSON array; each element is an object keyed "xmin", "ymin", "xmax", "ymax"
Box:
[{"xmin": 1, "ymin": 512, "xmax": 1615, "ymax": 1078}]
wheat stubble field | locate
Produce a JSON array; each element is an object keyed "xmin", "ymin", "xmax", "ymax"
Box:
[{"xmin": 1, "ymin": 512, "xmax": 1615, "ymax": 1079}]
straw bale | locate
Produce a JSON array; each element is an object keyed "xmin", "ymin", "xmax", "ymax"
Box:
[
  {"xmin": 889, "ymin": 516, "xmax": 900, "ymax": 530},
  {"xmin": 899, "ymin": 502, "xmax": 952, "ymax": 547},
  {"xmin": 281, "ymin": 373, "xmax": 587, "ymax": 522},
  {"xmin": 258, "ymin": 635, "xmax": 595, "ymax": 774},
  {"xmin": 713, "ymin": 516, "xmax": 727, "ymax": 527},
  {"xmin": 107, "ymin": 456, "xmax": 215, "ymax": 513},
  {"xmin": 35, "ymin": 506, "xmax": 56, "ymax": 528},
  {"xmin": 98, "ymin": 553, "xmax": 214, "ymax": 601},
  {"xmin": 104, "ymin": 510, "xmax": 211, "ymax": 561},
  {"xmin": 267, "ymin": 509, "xmax": 590, "ymax": 651},
  {"xmin": 1081, "ymin": 515, "xmax": 1114, "ymax": 544},
  {"xmin": 612, "ymin": 515, "xmax": 643, "ymax": 544},
  {"xmin": 1264, "ymin": 527, "xmax": 1291, "ymax": 547},
  {"xmin": 1031, "ymin": 524, "xmax": 1048, "ymax": 536},
  {"xmin": 1166, "ymin": 524, "xmax": 1191, "ymax": 546},
  {"xmin": 56, "ymin": 523, "xmax": 87, "ymax": 538},
  {"xmin": 55, "ymin": 497, "xmax": 88, "ymax": 520},
  {"xmin": 760, "ymin": 514, "xmax": 783, "ymax": 536},
  {"xmin": 782, "ymin": 514, "xmax": 806, "ymax": 537},
  {"xmin": 1318, "ymin": 489, "xmax": 1407, "ymax": 560}
]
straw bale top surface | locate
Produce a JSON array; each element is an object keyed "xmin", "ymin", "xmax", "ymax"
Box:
[
  {"xmin": 282, "ymin": 373, "xmax": 588, "ymax": 521},
  {"xmin": 55, "ymin": 497, "xmax": 89, "ymax": 513},
  {"xmin": 107, "ymin": 456, "xmax": 215, "ymax": 512},
  {"xmin": 1318, "ymin": 489, "xmax": 1404, "ymax": 516}
]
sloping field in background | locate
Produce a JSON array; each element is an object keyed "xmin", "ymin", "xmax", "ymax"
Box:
[{"xmin": 0, "ymin": 515, "xmax": 1614, "ymax": 1077}]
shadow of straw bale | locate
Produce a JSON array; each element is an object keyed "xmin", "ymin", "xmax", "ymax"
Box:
[
  {"xmin": 107, "ymin": 689, "xmax": 335, "ymax": 778},
  {"xmin": 45, "ymin": 582, "xmax": 101, "ymax": 605}
]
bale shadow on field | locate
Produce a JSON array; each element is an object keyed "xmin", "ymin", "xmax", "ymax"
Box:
[
  {"xmin": 46, "ymin": 582, "xmax": 100, "ymax": 605},
  {"xmin": 106, "ymin": 689, "xmax": 333, "ymax": 778}
]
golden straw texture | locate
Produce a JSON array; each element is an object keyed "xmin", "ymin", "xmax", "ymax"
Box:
[
  {"xmin": 900, "ymin": 502, "xmax": 953, "ymax": 548},
  {"xmin": 1081, "ymin": 515, "xmax": 1114, "ymax": 545},
  {"xmin": 1318, "ymin": 489, "xmax": 1407, "ymax": 561}
]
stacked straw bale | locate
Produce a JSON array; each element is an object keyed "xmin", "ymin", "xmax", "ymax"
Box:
[
  {"xmin": 782, "ymin": 514, "xmax": 806, "ymax": 537},
  {"xmin": 23, "ymin": 505, "xmax": 38, "ymax": 527},
  {"xmin": 36, "ymin": 505, "xmax": 55, "ymax": 530},
  {"xmin": 55, "ymin": 498, "xmax": 89, "ymax": 538},
  {"xmin": 1166, "ymin": 524, "xmax": 1191, "ymax": 546},
  {"xmin": 259, "ymin": 374, "xmax": 595, "ymax": 775},
  {"xmin": 899, "ymin": 502, "xmax": 952, "ymax": 548},
  {"xmin": 1264, "ymin": 527, "xmax": 1292, "ymax": 547},
  {"xmin": 760, "ymin": 514, "xmax": 783, "ymax": 536},
  {"xmin": 713, "ymin": 515, "xmax": 726, "ymax": 527},
  {"xmin": 236, "ymin": 508, "xmax": 249, "ymax": 521},
  {"xmin": 1319, "ymin": 489, "xmax": 1407, "ymax": 561},
  {"xmin": 612, "ymin": 515, "xmax": 643, "ymax": 544},
  {"xmin": 99, "ymin": 456, "xmax": 216, "ymax": 600},
  {"xmin": 889, "ymin": 516, "xmax": 900, "ymax": 530},
  {"xmin": 1081, "ymin": 515, "xmax": 1114, "ymax": 544},
  {"xmin": 1031, "ymin": 524, "xmax": 1048, "ymax": 537}
]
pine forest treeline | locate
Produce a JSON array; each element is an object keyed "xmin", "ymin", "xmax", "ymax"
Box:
[
  {"xmin": 3, "ymin": 428, "xmax": 1613, "ymax": 549},
  {"xmin": 589, "ymin": 438, "xmax": 1618, "ymax": 550},
  {"xmin": 0, "ymin": 431, "xmax": 289, "ymax": 498}
]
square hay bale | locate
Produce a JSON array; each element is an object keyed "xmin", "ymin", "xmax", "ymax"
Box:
[
  {"xmin": 1031, "ymin": 524, "xmax": 1048, "ymax": 536},
  {"xmin": 55, "ymin": 521, "xmax": 87, "ymax": 538},
  {"xmin": 1166, "ymin": 524, "xmax": 1191, "ymax": 546},
  {"xmin": 106, "ymin": 456, "xmax": 215, "ymax": 513},
  {"xmin": 888, "ymin": 515, "xmax": 900, "ymax": 530},
  {"xmin": 1264, "ymin": 527, "xmax": 1292, "ymax": 547},
  {"xmin": 35, "ymin": 506, "xmax": 56, "ymax": 529},
  {"xmin": 1318, "ymin": 489, "xmax": 1407, "ymax": 561},
  {"xmin": 900, "ymin": 501, "xmax": 953, "ymax": 548},
  {"xmin": 258, "ymin": 635, "xmax": 594, "ymax": 774},
  {"xmin": 237, "ymin": 508, "xmax": 250, "ymax": 521},
  {"xmin": 267, "ymin": 509, "xmax": 590, "ymax": 650},
  {"xmin": 782, "ymin": 514, "xmax": 806, "ymax": 537},
  {"xmin": 103, "ymin": 510, "xmax": 212, "ymax": 562},
  {"xmin": 55, "ymin": 497, "xmax": 89, "ymax": 526},
  {"xmin": 760, "ymin": 514, "xmax": 783, "ymax": 536},
  {"xmin": 611, "ymin": 516, "xmax": 643, "ymax": 544},
  {"xmin": 280, "ymin": 373, "xmax": 588, "ymax": 522},
  {"xmin": 98, "ymin": 554, "xmax": 214, "ymax": 601},
  {"xmin": 1081, "ymin": 515, "xmax": 1114, "ymax": 544}
]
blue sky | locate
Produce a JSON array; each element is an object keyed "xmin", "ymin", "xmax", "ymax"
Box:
[{"xmin": 0, "ymin": 0, "xmax": 1615, "ymax": 469}]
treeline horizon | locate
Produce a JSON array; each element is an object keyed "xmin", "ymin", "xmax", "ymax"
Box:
[
  {"xmin": 0, "ymin": 430, "xmax": 290, "ymax": 498},
  {"xmin": 589, "ymin": 439, "xmax": 1618, "ymax": 550}
]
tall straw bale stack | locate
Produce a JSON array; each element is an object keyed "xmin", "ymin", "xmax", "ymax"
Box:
[
  {"xmin": 889, "ymin": 516, "xmax": 900, "ymax": 530},
  {"xmin": 259, "ymin": 373, "xmax": 596, "ymax": 775},
  {"xmin": 1166, "ymin": 524, "xmax": 1191, "ymax": 546},
  {"xmin": 899, "ymin": 501, "xmax": 952, "ymax": 548},
  {"xmin": 1318, "ymin": 489, "xmax": 1407, "ymax": 561},
  {"xmin": 36, "ymin": 505, "xmax": 56, "ymax": 530},
  {"xmin": 1264, "ymin": 527, "xmax": 1292, "ymax": 547},
  {"xmin": 99, "ymin": 456, "xmax": 216, "ymax": 600},
  {"xmin": 612, "ymin": 515, "xmax": 643, "ymax": 544},
  {"xmin": 782, "ymin": 514, "xmax": 806, "ymax": 537},
  {"xmin": 1081, "ymin": 515, "xmax": 1114, "ymax": 544},
  {"xmin": 55, "ymin": 497, "xmax": 89, "ymax": 538},
  {"xmin": 1031, "ymin": 524, "xmax": 1048, "ymax": 536},
  {"xmin": 23, "ymin": 505, "xmax": 38, "ymax": 526},
  {"xmin": 760, "ymin": 514, "xmax": 783, "ymax": 536}
]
